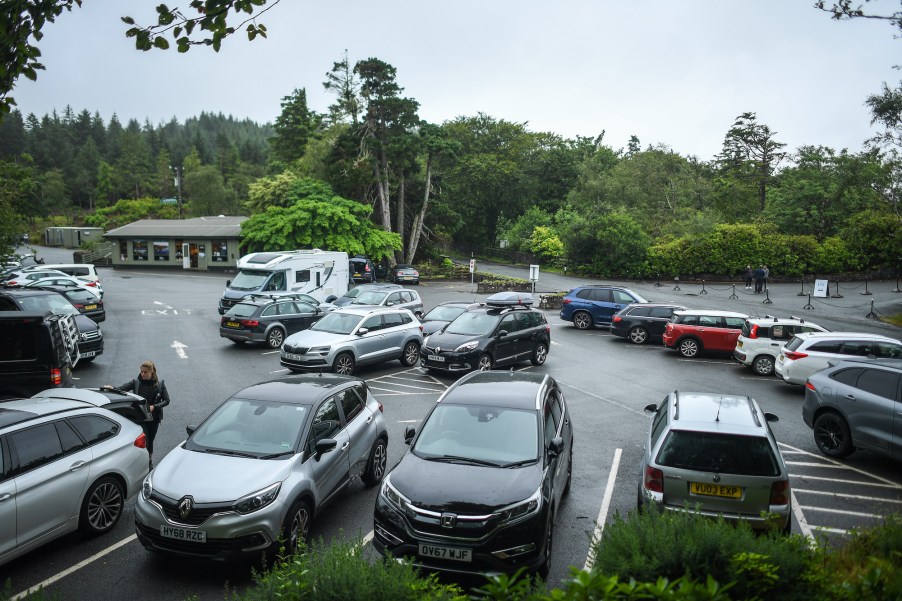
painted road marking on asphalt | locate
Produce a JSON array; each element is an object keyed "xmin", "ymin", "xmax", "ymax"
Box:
[
  {"xmin": 12, "ymin": 535, "xmax": 137, "ymax": 601},
  {"xmin": 779, "ymin": 442, "xmax": 901, "ymax": 488},
  {"xmin": 584, "ymin": 448, "xmax": 622, "ymax": 571},
  {"xmin": 366, "ymin": 369, "xmax": 448, "ymax": 396},
  {"xmin": 787, "ymin": 474, "xmax": 900, "ymax": 489},
  {"xmin": 563, "ymin": 384, "xmax": 646, "ymax": 417},
  {"xmin": 793, "ymin": 489, "xmax": 902, "ymax": 504},
  {"xmin": 799, "ymin": 506, "xmax": 884, "ymax": 519},
  {"xmin": 171, "ymin": 340, "xmax": 188, "ymax": 359},
  {"xmin": 791, "ymin": 490, "xmax": 814, "ymax": 541}
]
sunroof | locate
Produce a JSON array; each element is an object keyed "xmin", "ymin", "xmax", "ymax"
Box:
[
  {"xmin": 0, "ymin": 407, "xmax": 40, "ymax": 428},
  {"xmin": 246, "ymin": 253, "xmax": 282, "ymax": 264}
]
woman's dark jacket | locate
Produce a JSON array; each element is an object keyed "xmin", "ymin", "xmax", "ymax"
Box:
[{"xmin": 117, "ymin": 377, "xmax": 170, "ymax": 421}]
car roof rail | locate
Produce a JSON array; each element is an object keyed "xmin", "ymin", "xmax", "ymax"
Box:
[{"xmin": 789, "ymin": 315, "xmax": 805, "ymax": 322}]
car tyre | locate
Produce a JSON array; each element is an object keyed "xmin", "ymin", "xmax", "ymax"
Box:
[
  {"xmin": 537, "ymin": 509, "xmax": 555, "ymax": 579},
  {"xmin": 752, "ymin": 354, "xmax": 775, "ymax": 376},
  {"xmin": 477, "ymin": 354, "xmax": 493, "ymax": 371},
  {"xmin": 678, "ymin": 338, "xmax": 700, "ymax": 358},
  {"xmin": 266, "ymin": 327, "xmax": 286, "ymax": 349},
  {"xmin": 362, "ymin": 437, "xmax": 388, "ymax": 486},
  {"xmin": 628, "ymin": 327, "xmax": 649, "ymax": 344},
  {"xmin": 79, "ymin": 476, "xmax": 125, "ymax": 536},
  {"xmin": 531, "ymin": 341, "xmax": 548, "ymax": 366},
  {"xmin": 400, "ymin": 341, "xmax": 421, "ymax": 367},
  {"xmin": 573, "ymin": 311, "xmax": 593, "ymax": 330},
  {"xmin": 813, "ymin": 411, "xmax": 854, "ymax": 458},
  {"xmin": 332, "ymin": 352, "xmax": 356, "ymax": 375},
  {"xmin": 283, "ymin": 499, "xmax": 312, "ymax": 554}
]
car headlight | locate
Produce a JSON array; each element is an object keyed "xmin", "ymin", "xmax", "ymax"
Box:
[
  {"xmin": 309, "ymin": 346, "xmax": 330, "ymax": 354},
  {"xmin": 455, "ymin": 341, "xmax": 479, "ymax": 352},
  {"xmin": 232, "ymin": 482, "xmax": 282, "ymax": 514},
  {"xmin": 380, "ymin": 475, "xmax": 410, "ymax": 510},
  {"xmin": 142, "ymin": 474, "xmax": 153, "ymax": 501},
  {"xmin": 495, "ymin": 487, "xmax": 542, "ymax": 525}
]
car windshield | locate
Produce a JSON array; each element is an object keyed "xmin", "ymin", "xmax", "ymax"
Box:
[
  {"xmin": 445, "ymin": 312, "xmax": 500, "ymax": 336},
  {"xmin": 352, "ymin": 291, "xmax": 388, "ymax": 305},
  {"xmin": 656, "ymin": 430, "xmax": 780, "ymax": 477},
  {"xmin": 188, "ymin": 398, "xmax": 308, "ymax": 456},
  {"xmin": 310, "ymin": 311, "xmax": 362, "ymax": 334},
  {"xmin": 413, "ymin": 403, "xmax": 538, "ymax": 465},
  {"xmin": 64, "ymin": 290, "xmax": 95, "ymax": 303},
  {"xmin": 424, "ymin": 306, "xmax": 467, "ymax": 322},
  {"xmin": 17, "ymin": 295, "xmax": 79, "ymax": 315},
  {"xmin": 229, "ymin": 269, "xmax": 271, "ymax": 291},
  {"xmin": 342, "ymin": 288, "xmax": 364, "ymax": 300}
]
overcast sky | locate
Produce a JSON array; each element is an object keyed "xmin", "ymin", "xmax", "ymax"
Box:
[{"xmin": 11, "ymin": 0, "xmax": 901, "ymax": 161}]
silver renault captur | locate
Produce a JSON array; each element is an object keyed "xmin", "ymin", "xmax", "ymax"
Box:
[{"xmin": 134, "ymin": 374, "xmax": 388, "ymax": 560}]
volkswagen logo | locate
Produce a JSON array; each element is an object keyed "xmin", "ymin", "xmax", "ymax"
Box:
[
  {"xmin": 712, "ymin": 474, "xmax": 721, "ymax": 483},
  {"xmin": 178, "ymin": 496, "xmax": 194, "ymax": 519},
  {"xmin": 81, "ymin": 333, "xmax": 90, "ymax": 341},
  {"xmin": 440, "ymin": 512, "xmax": 457, "ymax": 528}
]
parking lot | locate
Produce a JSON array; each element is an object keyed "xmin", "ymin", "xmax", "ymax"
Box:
[{"xmin": 3, "ymin": 253, "xmax": 901, "ymax": 600}]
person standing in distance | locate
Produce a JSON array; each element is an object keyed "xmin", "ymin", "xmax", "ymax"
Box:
[
  {"xmin": 110, "ymin": 361, "xmax": 170, "ymax": 468},
  {"xmin": 744, "ymin": 264, "xmax": 753, "ymax": 290}
]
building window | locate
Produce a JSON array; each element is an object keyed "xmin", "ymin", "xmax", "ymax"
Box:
[
  {"xmin": 212, "ymin": 241, "xmax": 228, "ymax": 262},
  {"xmin": 154, "ymin": 240, "xmax": 170, "ymax": 261},
  {"xmin": 133, "ymin": 240, "xmax": 148, "ymax": 261},
  {"xmin": 174, "ymin": 239, "xmax": 184, "ymax": 260},
  {"xmin": 119, "ymin": 239, "xmax": 128, "ymax": 262}
]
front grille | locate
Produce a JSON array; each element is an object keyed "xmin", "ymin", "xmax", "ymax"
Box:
[
  {"xmin": 283, "ymin": 345, "xmax": 309, "ymax": 354},
  {"xmin": 135, "ymin": 522, "xmax": 267, "ymax": 555},
  {"xmin": 151, "ymin": 492, "xmax": 234, "ymax": 526},
  {"xmin": 81, "ymin": 330, "xmax": 101, "ymax": 341},
  {"xmin": 404, "ymin": 502, "xmax": 498, "ymax": 542}
]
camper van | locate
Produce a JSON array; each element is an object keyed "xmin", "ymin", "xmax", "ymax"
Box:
[{"xmin": 218, "ymin": 249, "xmax": 350, "ymax": 315}]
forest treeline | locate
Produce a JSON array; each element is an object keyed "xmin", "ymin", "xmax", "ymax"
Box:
[{"xmin": 1, "ymin": 53, "xmax": 900, "ymax": 277}]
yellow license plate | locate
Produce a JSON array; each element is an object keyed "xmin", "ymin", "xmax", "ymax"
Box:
[
  {"xmin": 85, "ymin": 305, "xmax": 97, "ymax": 310},
  {"xmin": 690, "ymin": 482, "xmax": 742, "ymax": 499},
  {"xmin": 226, "ymin": 320, "xmax": 241, "ymax": 328},
  {"xmin": 737, "ymin": 340, "xmax": 743, "ymax": 348}
]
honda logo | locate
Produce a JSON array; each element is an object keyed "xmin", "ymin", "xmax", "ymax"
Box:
[
  {"xmin": 440, "ymin": 513, "xmax": 457, "ymax": 528},
  {"xmin": 178, "ymin": 496, "xmax": 194, "ymax": 519}
]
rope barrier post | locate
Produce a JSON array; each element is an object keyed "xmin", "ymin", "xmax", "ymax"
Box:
[
  {"xmin": 860, "ymin": 277, "xmax": 872, "ymax": 296},
  {"xmin": 831, "ymin": 279, "xmax": 843, "ymax": 299},
  {"xmin": 699, "ymin": 280, "xmax": 707, "ymax": 295},
  {"xmin": 762, "ymin": 288, "xmax": 772, "ymax": 304},
  {"xmin": 893, "ymin": 274, "xmax": 901, "ymax": 293},
  {"xmin": 729, "ymin": 284, "xmax": 738, "ymax": 300},
  {"xmin": 655, "ymin": 273, "xmax": 662, "ymax": 288},
  {"xmin": 803, "ymin": 292, "xmax": 814, "ymax": 310},
  {"xmin": 866, "ymin": 300, "xmax": 878, "ymax": 320},
  {"xmin": 797, "ymin": 275, "xmax": 806, "ymax": 296},
  {"xmin": 673, "ymin": 276, "xmax": 680, "ymax": 291}
]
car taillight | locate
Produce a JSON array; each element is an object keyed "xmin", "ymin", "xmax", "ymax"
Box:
[
  {"xmin": 134, "ymin": 432, "xmax": 147, "ymax": 449},
  {"xmin": 50, "ymin": 367, "xmax": 62, "ymax": 385},
  {"xmin": 242, "ymin": 319, "xmax": 259, "ymax": 327},
  {"xmin": 84, "ymin": 281, "xmax": 97, "ymax": 287},
  {"xmin": 74, "ymin": 304, "xmax": 85, "ymax": 310},
  {"xmin": 562, "ymin": 298, "xmax": 572, "ymax": 305},
  {"xmin": 7, "ymin": 280, "xmax": 18, "ymax": 286},
  {"xmin": 749, "ymin": 325, "xmax": 759, "ymax": 339},
  {"xmin": 419, "ymin": 324, "xmax": 424, "ymax": 333},
  {"xmin": 805, "ymin": 381, "xmax": 816, "ymax": 392},
  {"xmin": 377, "ymin": 401, "xmax": 384, "ymax": 413},
  {"xmin": 770, "ymin": 480, "xmax": 790, "ymax": 505},
  {"xmin": 644, "ymin": 466, "xmax": 664, "ymax": 493},
  {"xmin": 612, "ymin": 316, "xmax": 622, "ymax": 324},
  {"xmin": 784, "ymin": 350, "xmax": 808, "ymax": 361},
  {"xmin": 365, "ymin": 264, "xmax": 371, "ymax": 272}
]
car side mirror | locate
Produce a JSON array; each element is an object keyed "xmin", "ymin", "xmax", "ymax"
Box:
[
  {"xmin": 547, "ymin": 436, "xmax": 564, "ymax": 459},
  {"xmin": 357, "ymin": 327, "xmax": 369, "ymax": 336},
  {"xmin": 404, "ymin": 426, "xmax": 416, "ymax": 445},
  {"xmin": 764, "ymin": 412, "xmax": 779, "ymax": 423},
  {"xmin": 643, "ymin": 403, "xmax": 658, "ymax": 413},
  {"xmin": 186, "ymin": 425, "xmax": 197, "ymax": 436},
  {"xmin": 315, "ymin": 438, "xmax": 337, "ymax": 459},
  {"xmin": 498, "ymin": 330, "xmax": 508, "ymax": 338},
  {"xmin": 226, "ymin": 279, "xmax": 231, "ymax": 287},
  {"xmin": 325, "ymin": 295, "xmax": 337, "ymax": 303}
]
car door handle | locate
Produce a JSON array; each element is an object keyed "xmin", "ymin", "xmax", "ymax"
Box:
[
  {"xmin": 0, "ymin": 493, "xmax": 11, "ymax": 502},
  {"xmin": 341, "ymin": 441, "xmax": 350, "ymax": 451},
  {"xmin": 366, "ymin": 415, "xmax": 373, "ymax": 424},
  {"xmin": 70, "ymin": 460, "xmax": 87, "ymax": 471},
  {"xmin": 843, "ymin": 394, "xmax": 856, "ymax": 401}
]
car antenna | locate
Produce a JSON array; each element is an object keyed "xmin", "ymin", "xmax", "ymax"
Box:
[{"xmin": 715, "ymin": 397, "xmax": 722, "ymax": 422}]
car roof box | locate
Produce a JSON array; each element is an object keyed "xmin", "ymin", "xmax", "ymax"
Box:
[{"xmin": 485, "ymin": 291, "xmax": 534, "ymax": 307}]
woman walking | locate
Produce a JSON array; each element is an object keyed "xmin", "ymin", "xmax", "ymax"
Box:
[{"xmin": 111, "ymin": 360, "xmax": 170, "ymax": 468}]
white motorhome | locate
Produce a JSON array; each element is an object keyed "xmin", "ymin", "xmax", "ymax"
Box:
[{"xmin": 218, "ymin": 249, "xmax": 350, "ymax": 315}]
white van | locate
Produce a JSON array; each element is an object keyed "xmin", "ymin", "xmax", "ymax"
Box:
[
  {"xmin": 218, "ymin": 249, "xmax": 350, "ymax": 314},
  {"xmin": 21, "ymin": 263, "xmax": 101, "ymax": 283}
]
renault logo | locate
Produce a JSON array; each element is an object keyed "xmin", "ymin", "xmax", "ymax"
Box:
[
  {"xmin": 178, "ymin": 496, "xmax": 194, "ymax": 519},
  {"xmin": 441, "ymin": 513, "xmax": 457, "ymax": 528},
  {"xmin": 435, "ymin": 347, "xmax": 441, "ymax": 353}
]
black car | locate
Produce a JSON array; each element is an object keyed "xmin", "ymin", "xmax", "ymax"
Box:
[
  {"xmin": 421, "ymin": 292, "xmax": 550, "ymax": 373},
  {"xmin": 0, "ymin": 310, "xmax": 79, "ymax": 398},
  {"xmin": 40, "ymin": 284, "xmax": 106, "ymax": 323},
  {"xmin": 220, "ymin": 295, "xmax": 326, "ymax": 348},
  {"xmin": 332, "ymin": 283, "xmax": 401, "ymax": 307},
  {"xmin": 350, "ymin": 256, "xmax": 377, "ymax": 283},
  {"xmin": 0, "ymin": 288, "xmax": 104, "ymax": 363},
  {"xmin": 419, "ymin": 301, "xmax": 481, "ymax": 336},
  {"xmin": 373, "ymin": 370, "xmax": 572, "ymax": 577},
  {"xmin": 610, "ymin": 303, "xmax": 688, "ymax": 344}
]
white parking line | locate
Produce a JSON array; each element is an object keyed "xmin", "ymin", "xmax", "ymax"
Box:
[
  {"xmin": 793, "ymin": 489, "xmax": 902, "ymax": 504},
  {"xmin": 800, "ymin": 506, "xmax": 884, "ymax": 519},
  {"xmin": 584, "ymin": 448, "xmax": 622, "ymax": 571},
  {"xmin": 563, "ymin": 384, "xmax": 646, "ymax": 417},
  {"xmin": 791, "ymin": 490, "xmax": 814, "ymax": 541},
  {"xmin": 785, "ymin": 461, "xmax": 853, "ymax": 469},
  {"xmin": 778, "ymin": 442, "xmax": 902, "ymax": 488},
  {"xmin": 12, "ymin": 535, "xmax": 136, "ymax": 600},
  {"xmin": 812, "ymin": 526, "xmax": 849, "ymax": 535},
  {"xmin": 788, "ymin": 474, "xmax": 901, "ymax": 489}
]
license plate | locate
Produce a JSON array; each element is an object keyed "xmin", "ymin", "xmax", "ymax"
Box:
[
  {"xmin": 428, "ymin": 355, "xmax": 445, "ymax": 362},
  {"xmin": 283, "ymin": 353, "xmax": 305, "ymax": 361},
  {"xmin": 226, "ymin": 320, "xmax": 241, "ymax": 328},
  {"xmin": 418, "ymin": 543, "xmax": 471, "ymax": 562},
  {"xmin": 85, "ymin": 305, "xmax": 97, "ymax": 310},
  {"xmin": 737, "ymin": 340, "xmax": 743, "ymax": 348},
  {"xmin": 80, "ymin": 351, "xmax": 97, "ymax": 358},
  {"xmin": 160, "ymin": 525, "xmax": 206, "ymax": 543},
  {"xmin": 690, "ymin": 482, "xmax": 742, "ymax": 499}
]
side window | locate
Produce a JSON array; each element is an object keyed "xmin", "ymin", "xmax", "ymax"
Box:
[
  {"xmin": 810, "ymin": 341, "xmax": 842, "ymax": 353},
  {"xmin": 68, "ymin": 415, "xmax": 119, "ymax": 445},
  {"xmin": 399, "ymin": 312, "xmax": 413, "ymax": 325},
  {"xmin": 382, "ymin": 312, "xmax": 403, "ymax": 328},
  {"xmin": 855, "ymin": 369, "xmax": 900, "ymax": 400},
  {"xmin": 266, "ymin": 272, "xmax": 286, "ymax": 291},
  {"xmin": 839, "ymin": 342, "xmax": 873, "ymax": 357},
  {"xmin": 575, "ymin": 289, "xmax": 592, "ymax": 300},
  {"xmin": 514, "ymin": 311, "xmax": 532, "ymax": 331},
  {"xmin": 292, "ymin": 301, "xmax": 315, "ymax": 316},
  {"xmin": 9, "ymin": 423, "xmax": 64, "ymax": 474},
  {"xmin": 261, "ymin": 304, "xmax": 279, "ymax": 317},
  {"xmin": 830, "ymin": 367, "xmax": 865, "ymax": 386},
  {"xmin": 680, "ymin": 315, "xmax": 699, "ymax": 326},
  {"xmin": 296, "ymin": 269, "xmax": 311, "ymax": 283},
  {"xmin": 613, "ymin": 290, "xmax": 635, "ymax": 304},
  {"xmin": 875, "ymin": 342, "xmax": 902, "ymax": 359},
  {"xmin": 591, "ymin": 288, "xmax": 613, "ymax": 302},
  {"xmin": 360, "ymin": 315, "xmax": 383, "ymax": 332},
  {"xmin": 386, "ymin": 292, "xmax": 402, "ymax": 306},
  {"xmin": 400, "ymin": 291, "xmax": 414, "ymax": 303},
  {"xmin": 630, "ymin": 306, "xmax": 652, "ymax": 317},
  {"xmin": 56, "ymin": 420, "xmax": 86, "ymax": 454},
  {"xmin": 650, "ymin": 397, "xmax": 669, "ymax": 446},
  {"xmin": 699, "ymin": 315, "xmax": 718, "ymax": 327},
  {"xmin": 771, "ymin": 325, "xmax": 786, "ymax": 340},
  {"xmin": 338, "ymin": 388, "xmax": 365, "ymax": 423},
  {"xmin": 305, "ymin": 398, "xmax": 342, "ymax": 458},
  {"xmin": 549, "ymin": 392, "xmax": 563, "ymax": 427},
  {"xmin": 499, "ymin": 314, "xmax": 517, "ymax": 335},
  {"xmin": 543, "ymin": 400, "xmax": 559, "ymax": 447},
  {"xmin": 649, "ymin": 307, "xmax": 672, "ymax": 318},
  {"xmin": 724, "ymin": 317, "xmax": 745, "ymax": 329}
]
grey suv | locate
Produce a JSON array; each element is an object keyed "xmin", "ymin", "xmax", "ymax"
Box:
[
  {"xmin": 280, "ymin": 306, "xmax": 424, "ymax": 375},
  {"xmin": 638, "ymin": 390, "xmax": 791, "ymax": 532},
  {"xmin": 802, "ymin": 358, "xmax": 902, "ymax": 460}
]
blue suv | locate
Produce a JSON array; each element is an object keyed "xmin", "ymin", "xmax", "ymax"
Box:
[{"xmin": 559, "ymin": 285, "xmax": 647, "ymax": 329}]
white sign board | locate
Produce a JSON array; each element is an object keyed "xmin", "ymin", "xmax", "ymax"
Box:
[
  {"xmin": 529, "ymin": 264, "xmax": 540, "ymax": 282},
  {"xmin": 813, "ymin": 279, "xmax": 829, "ymax": 298},
  {"xmin": 469, "ymin": 259, "xmax": 476, "ymax": 273}
]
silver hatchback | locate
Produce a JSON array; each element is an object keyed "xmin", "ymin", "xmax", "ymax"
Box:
[
  {"xmin": 134, "ymin": 374, "xmax": 389, "ymax": 560},
  {"xmin": 280, "ymin": 306, "xmax": 424, "ymax": 375}
]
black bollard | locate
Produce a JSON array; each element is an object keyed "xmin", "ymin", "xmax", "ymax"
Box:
[
  {"xmin": 729, "ymin": 284, "xmax": 738, "ymax": 300},
  {"xmin": 762, "ymin": 288, "xmax": 772, "ymax": 304},
  {"xmin": 803, "ymin": 292, "xmax": 814, "ymax": 310},
  {"xmin": 866, "ymin": 300, "xmax": 878, "ymax": 320},
  {"xmin": 831, "ymin": 280, "xmax": 843, "ymax": 299},
  {"xmin": 673, "ymin": 276, "xmax": 681, "ymax": 291},
  {"xmin": 893, "ymin": 275, "xmax": 901, "ymax": 294},
  {"xmin": 797, "ymin": 276, "xmax": 806, "ymax": 296},
  {"xmin": 700, "ymin": 280, "xmax": 708, "ymax": 295},
  {"xmin": 861, "ymin": 277, "xmax": 872, "ymax": 296}
]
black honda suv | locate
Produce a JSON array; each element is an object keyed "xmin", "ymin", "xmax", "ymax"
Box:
[
  {"xmin": 374, "ymin": 370, "xmax": 572, "ymax": 577},
  {"xmin": 421, "ymin": 292, "xmax": 550, "ymax": 373}
]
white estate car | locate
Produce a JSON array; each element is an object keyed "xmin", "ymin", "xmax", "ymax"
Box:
[
  {"xmin": 775, "ymin": 332, "xmax": 902, "ymax": 385},
  {"xmin": 734, "ymin": 316, "xmax": 828, "ymax": 376}
]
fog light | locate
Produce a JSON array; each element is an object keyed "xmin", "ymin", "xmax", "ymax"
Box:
[{"xmin": 492, "ymin": 543, "xmax": 535, "ymax": 559}]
